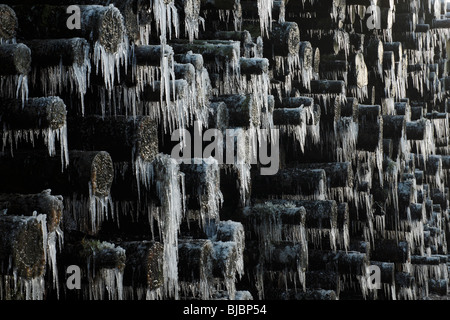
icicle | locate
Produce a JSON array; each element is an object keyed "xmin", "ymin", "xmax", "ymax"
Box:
[{"xmin": 257, "ymin": 0, "xmax": 273, "ymax": 37}]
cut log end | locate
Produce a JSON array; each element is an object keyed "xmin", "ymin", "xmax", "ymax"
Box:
[
  {"xmin": 91, "ymin": 151, "xmax": 114, "ymax": 197},
  {"xmin": 0, "ymin": 5, "xmax": 17, "ymax": 41}
]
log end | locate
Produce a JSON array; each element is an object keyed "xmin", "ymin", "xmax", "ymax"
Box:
[{"xmin": 91, "ymin": 151, "xmax": 114, "ymax": 197}]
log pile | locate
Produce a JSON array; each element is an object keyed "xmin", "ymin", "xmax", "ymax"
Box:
[{"xmin": 2, "ymin": 0, "xmax": 450, "ymax": 301}]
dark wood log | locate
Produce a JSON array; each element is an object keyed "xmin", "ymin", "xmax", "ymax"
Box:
[
  {"xmin": 371, "ymin": 239, "xmax": 410, "ymax": 263},
  {"xmin": 0, "ymin": 190, "xmax": 63, "ymax": 233},
  {"xmin": 178, "ymin": 238, "xmax": 213, "ymax": 281},
  {"xmin": 0, "ymin": 96, "xmax": 66, "ymax": 131},
  {"xmin": 134, "ymin": 45, "xmax": 174, "ymax": 66},
  {"xmin": 63, "ymin": 239, "xmax": 126, "ymax": 271},
  {"xmin": 382, "ymin": 115, "xmax": 405, "ymax": 140},
  {"xmin": 0, "ymin": 43, "xmax": 31, "ymax": 75},
  {"xmin": 0, "ymin": 5, "xmax": 17, "ymax": 42},
  {"xmin": 23, "ymin": 38, "xmax": 89, "ymax": 67},
  {"xmin": 264, "ymin": 22, "xmax": 300, "ymax": 57},
  {"xmin": 170, "ymin": 40, "xmax": 240, "ymax": 64},
  {"xmin": 269, "ymin": 199, "xmax": 338, "ymax": 230},
  {"xmin": 262, "ymin": 241, "xmax": 308, "ymax": 272},
  {"xmin": 0, "ymin": 215, "xmax": 46, "ymax": 278},
  {"xmin": 239, "ymin": 57, "xmax": 269, "ymax": 75},
  {"xmin": 429, "ymin": 279, "xmax": 448, "ymax": 295},
  {"xmin": 432, "ymin": 18, "xmax": 450, "ymax": 29},
  {"xmin": 211, "ymin": 94, "xmax": 260, "ymax": 128},
  {"xmin": 174, "ymin": 52, "xmax": 204, "ymax": 72},
  {"xmin": 12, "ymin": 5, "xmax": 126, "ymax": 53},
  {"xmin": 273, "ymin": 107, "xmax": 306, "ymax": 126},
  {"xmin": 67, "ymin": 115, "xmax": 158, "ymax": 162},
  {"xmin": 244, "ymin": 203, "xmax": 306, "ymax": 226},
  {"xmin": 406, "ymin": 120, "xmax": 427, "ymax": 140},
  {"xmin": 296, "ymin": 162, "xmax": 353, "ymax": 188},
  {"xmin": 251, "ymin": 168, "xmax": 327, "ymax": 199},
  {"xmin": 0, "ymin": 151, "xmax": 113, "ymax": 197},
  {"xmin": 180, "ymin": 158, "xmax": 221, "ymax": 213},
  {"xmin": 357, "ymin": 104, "xmax": 382, "ymax": 152},
  {"xmin": 119, "ymin": 241, "xmax": 164, "ymax": 290},
  {"xmin": 305, "ymin": 270, "xmax": 340, "ymax": 291}
]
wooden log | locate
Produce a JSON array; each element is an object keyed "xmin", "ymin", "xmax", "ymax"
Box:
[
  {"xmin": 0, "ymin": 190, "xmax": 63, "ymax": 233},
  {"xmin": 305, "ymin": 270, "xmax": 340, "ymax": 291},
  {"xmin": 211, "ymin": 95, "xmax": 260, "ymax": 128},
  {"xmin": 170, "ymin": 40, "xmax": 240, "ymax": 64},
  {"xmin": 239, "ymin": 57, "xmax": 269, "ymax": 75},
  {"xmin": 0, "ymin": 43, "xmax": 31, "ymax": 75},
  {"xmin": 432, "ymin": 19, "xmax": 450, "ymax": 29},
  {"xmin": 133, "ymin": 45, "xmax": 174, "ymax": 66},
  {"xmin": 382, "ymin": 115, "xmax": 405, "ymax": 140},
  {"xmin": 264, "ymin": 22, "xmax": 300, "ymax": 57},
  {"xmin": 174, "ymin": 52, "xmax": 204, "ymax": 72},
  {"xmin": 364, "ymin": 36, "xmax": 384, "ymax": 68},
  {"xmin": 178, "ymin": 239, "xmax": 214, "ymax": 281},
  {"xmin": 429, "ymin": 279, "xmax": 448, "ymax": 295},
  {"xmin": 63, "ymin": 239, "xmax": 126, "ymax": 270},
  {"xmin": 263, "ymin": 241, "xmax": 308, "ymax": 272},
  {"xmin": 357, "ymin": 104, "xmax": 382, "ymax": 152},
  {"xmin": 180, "ymin": 158, "xmax": 221, "ymax": 213},
  {"xmin": 273, "ymin": 107, "xmax": 306, "ymax": 126},
  {"xmin": 211, "ymin": 241, "xmax": 240, "ymax": 279},
  {"xmin": 243, "ymin": 203, "xmax": 306, "ymax": 226},
  {"xmin": 0, "ymin": 215, "xmax": 46, "ymax": 278},
  {"xmin": 406, "ymin": 120, "xmax": 426, "ymax": 140},
  {"xmin": 12, "ymin": 5, "xmax": 126, "ymax": 53},
  {"xmin": 0, "ymin": 4, "xmax": 17, "ymax": 42},
  {"xmin": 269, "ymin": 199, "xmax": 338, "ymax": 230},
  {"xmin": 119, "ymin": 241, "xmax": 164, "ymax": 290},
  {"xmin": 251, "ymin": 168, "xmax": 327, "ymax": 199},
  {"xmin": 0, "ymin": 151, "xmax": 113, "ymax": 197},
  {"xmin": 23, "ymin": 38, "xmax": 90, "ymax": 67},
  {"xmin": 0, "ymin": 96, "xmax": 66, "ymax": 131},
  {"xmin": 296, "ymin": 162, "xmax": 353, "ymax": 188},
  {"xmin": 371, "ymin": 239, "xmax": 410, "ymax": 263},
  {"xmin": 67, "ymin": 115, "xmax": 158, "ymax": 162},
  {"xmin": 409, "ymin": 203, "xmax": 424, "ymax": 221}
]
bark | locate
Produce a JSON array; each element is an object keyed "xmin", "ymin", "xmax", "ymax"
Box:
[
  {"xmin": 12, "ymin": 5, "xmax": 126, "ymax": 53},
  {"xmin": 0, "ymin": 190, "xmax": 63, "ymax": 233},
  {"xmin": 178, "ymin": 238, "xmax": 214, "ymax": 281},
  {"xmin": 23, "ymin": 38, "xmax": 89, "ymax": 67},
  {"xmin": 211, "ymin": 94, "xmax": 260, "ymax": 128},
  {"xmin": 251, "ymin": 168, "xmax": 327, "ymax": 199},
  {"xmin": 0, "ymin": 215, "xmax": 46, "ymax": 279},
  {"xmin": 67, "ymin": 115, "xmax": 159, "ymax": 162},
  {"xmin": 119, "ymin": 241, "xmax": 164, "ymax": 290},
  {"xmin": 0, "ymin": 43, "xmax": 31, "ymax": 75},
  {"xmin": 0, "ymin": 5, "xmax": 17, "ymax": 41},
  {"xmin": 0, "ymin": 151, "xmax": 113, "ymax": 197},
  {"xmin": 0, "ymin": 96, "xmax": 66, "ymax": 130}
]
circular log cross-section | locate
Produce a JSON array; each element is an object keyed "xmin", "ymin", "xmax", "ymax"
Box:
[
  {"xmin": 90, "ymin": 151, "xmax": 114, "ymax": 198},
  {"xmin": 0, "ymin": 215, "xmax": 46, "ymax": 279},
  {"xmin": 0, "ymin": 5, "xmax": 17, "ymax": 42}
]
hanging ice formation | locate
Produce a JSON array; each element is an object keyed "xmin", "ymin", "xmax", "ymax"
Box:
[{"xmin": 135, "ymin": 154, "xmax": 184, "ymax": 299}]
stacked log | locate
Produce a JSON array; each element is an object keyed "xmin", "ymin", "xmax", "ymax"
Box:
[{"xmin": 4, "ymin": 0, "xmax": 450, "ymax": 302}]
